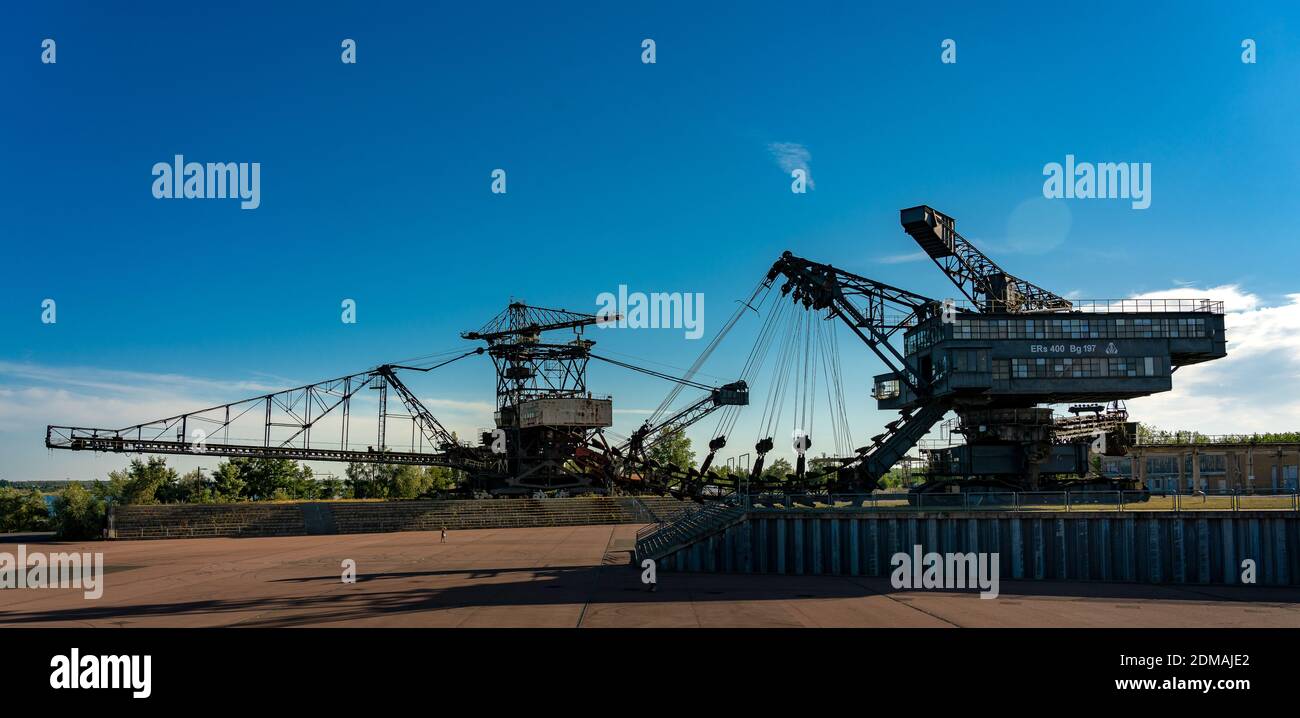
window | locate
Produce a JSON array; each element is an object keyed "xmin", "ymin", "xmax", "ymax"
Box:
[
  {"xmin": 905, "ymin": 325, "xmax": 940, "ymax": 354},
  {"xmin": 1002, "ymin": 356, "xmax": 1163, "ymax": 379},
  {"xmin": 949, "ymin": 316, "xmax": 1208, "ymax": 341},
  {"xmin": 992, "ymin": 359, "xmax": 1009, "ymax": 381},
  {"xmin": 1147, "ymin": 456, "xmax": 1178, "ymax": 474},
  {"xmin": 1102, "ymin": 457, "xmax": 1132, "ymax": 475},
  {"xmin": 950, "ymin": 349, "xmax": 988, "ymax": 373},
  {"xmin": 1199, "ymin": 454, "xmax": 1226, "ymax": 473}
]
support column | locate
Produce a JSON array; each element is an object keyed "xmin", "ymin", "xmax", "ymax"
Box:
[
  {"xmin": 1191, "ymin": 447, "xmax": 1201, "ymax": 492},
  {"xmin": 1248, "ymin": 446, "xmax": 1255, "ymax": 491}
]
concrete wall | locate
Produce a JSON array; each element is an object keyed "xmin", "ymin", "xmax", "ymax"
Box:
[
  {"xmin": 111, "ymin": 496, "xmax": 685, "ymax": 540},
  {"xmin": 655, "ymin": 510, "xmax": 1299, "ymax": 586}
]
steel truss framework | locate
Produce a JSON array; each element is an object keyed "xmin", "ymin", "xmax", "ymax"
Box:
[
  {"xmin": 900, "ymin": 204, "xmax": 1073, "ymax": 313},
  {"xmin": 45, "ymin": 205, "xmax": 1224, "ymax": 500},
  {"xmin": 766, "ymin": 251, "xmax": 939, "ymax": 397},
  {"xmin": 463, "ymin": 302, "xmax": 609, "ymax": 409},
  {"xmin": 46, "ymin": 355, "xmax": 494, "ymax": 473}
]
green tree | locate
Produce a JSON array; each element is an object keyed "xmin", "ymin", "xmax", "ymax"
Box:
[
  {"xmin": 316, "ymin": 476, "xmax": 348, "ymax": 500},
  {"xmin": 210, "ymin": 462, "xmax": 247, "ymax": 501},
  {"xmin": 217, "ymin": 458, "xmax": 315, "ymax": 500},
  {"xmin": 647, "ymin": 429, "xmax": 694, "ymax": 468},
  {"xmin": 388, "ymin": 465, "xmax": 433, "ymax": 499},
  {"xmin": 90, "ymin": 474, "xmax": 127, "ymax": 504},
  {"xmin": 344, "ymin": 463, "xmax": 455, "ymax": 499},
  {"xmin": 421, "ymin": 466, "xmax": 457, "ymax": 495},
  {"xmin": 52, "ymin": 482, "xmax": 105, "ymax": 539},
  {"xmin": 109, "ymin": 457, "xmax": 178, "ymax": 505},
  {"xmin": 346, "ymin": 461, "xmax": 389, "ymax": 498},
  {"xmin": 761, "ymin": 457, "xmax": 793, "ymax": 482},
  {"xmin": 0, "ymin": 487, "xmax": 52, "ymax": 532},
  {"xmin": 1139, "ymin": 423, "xmax": 1300, "ymax": 446},
  {"xmin": 709, "ymin": 464, "xmax": 736, "ymax": 480},
  {"xmin": 153, "ymin": 468, "xmax": 214, "ymax": 504},
  {"xmin": 877, "ymin": 467, "xmax": 923, "ymax": 490}
]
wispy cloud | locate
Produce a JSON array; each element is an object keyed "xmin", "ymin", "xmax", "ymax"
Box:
[
  {"xmin": 0, "ymin": 360, "xmax": 283, "ymax": 400},
  {"xmin": 877, "ymin": 251, "xmax": 928, "ymax": 265},
  {"xmin": 1124, "ymin": 286, "xmax": 1300, "ymax": 433},
  {"xmin": 0, "ymin": 362, "xmax": 291, "ymax": 438},
  {"xmin": 0, "ymin": 362, "xmax": 496, "ymax": 479},
  {"xmin": 767, "ymin": 141, "xmax": 814, "ymax": 189},
  {"xmin": 7, "ymin": 287, "xmax": 1296, "ymax": 479},
  {"xmin": 420, "ymin": 397, "xmax": 496, "ymax": 415}
]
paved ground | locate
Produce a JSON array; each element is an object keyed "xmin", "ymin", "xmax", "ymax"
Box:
[{"xmin": 3, "ymin": 525, "xmax": 1300, "ymax": 628}]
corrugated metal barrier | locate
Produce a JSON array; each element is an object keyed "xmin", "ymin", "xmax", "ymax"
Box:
[{"xmin": 654, "ymin": 510, "xmax": 1298, "ymax": 585}]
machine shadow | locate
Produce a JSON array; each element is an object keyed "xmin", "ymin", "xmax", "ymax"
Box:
[{"xmin": 5, "ymin": 561, "xmax": 1297, "ymax": 629}]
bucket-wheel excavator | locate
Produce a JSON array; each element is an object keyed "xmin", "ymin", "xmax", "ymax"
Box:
[{"xmin": 46, "ymin": 205, "xmax": 1226, "ymax": 497}]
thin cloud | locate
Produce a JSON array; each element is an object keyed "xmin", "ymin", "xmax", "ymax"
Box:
[
  {"xmin": 0, "ymin": 360, "xmax": 283, "ymax": 399},
  {"xmin": 767, "ymin": 141, "xmax": 814, "ymax": 189},
  {"xmin": 0, "ymin": 362, "xmax": 494, "ymax": 480},
  {"xmin": 1124, "ymin": 285, "xmax": 1300, "ymax": 434},
  {"xmin": 877, "ymin": 251, "xmax": 928, "ymax": 265},
  {"xmin": 420, "ymin": 397, "xmax": 496, "ymax": 415}
]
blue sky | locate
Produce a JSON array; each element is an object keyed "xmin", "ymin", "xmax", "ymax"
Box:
[{"xmin": 2, "ymin": 1, "xmax": 1298, "ymax": 480}]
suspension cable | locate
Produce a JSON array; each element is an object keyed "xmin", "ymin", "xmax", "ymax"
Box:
[
  {"xmin": 588, "ymin": 354, "xmax": 713, "ymax": 391},
  {"xmin": 385, "ymin": 347, "xmax": 486, "ymax": 373},
  {"xmin": 648, "ymin": 277, "xmax": 772, "ymax": 424}
]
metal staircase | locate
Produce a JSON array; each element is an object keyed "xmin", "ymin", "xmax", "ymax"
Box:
[
  {"xmin": 860, "ymin": 402, "xmax": 948, "ymax": 481},
  {"xmin": 634, "ymin": 498, "xmax": 747, "ymax": 562}
]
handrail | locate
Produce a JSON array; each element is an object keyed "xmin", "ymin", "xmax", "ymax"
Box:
[
  {"xmin": 635, "ymin": 497, "xmax": 747, "ymax": 560},
  {"xmin": 1135, "ymin": 434, "xmax": 1300, "ymax": 446},
  {"xmin": 741, "ymin": 490, "xmax": 1299, "ymax": 513},
  {"xmin": 624, "ymin": 496, "xmax": 660, "ymax": 524},
  {"xmin": 934, "ymin": 298, "xmax": 1225, "ymax": 314}
]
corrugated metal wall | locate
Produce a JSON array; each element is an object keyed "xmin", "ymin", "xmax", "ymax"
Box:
[{"xmin": 656, "ymin": 510, "xmax": 1298, "ymax": 585}]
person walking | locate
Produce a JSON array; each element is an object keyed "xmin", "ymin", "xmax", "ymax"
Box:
[{"xmin": 440, "ymin": 525, "xmax": 447, "ymax": 544}]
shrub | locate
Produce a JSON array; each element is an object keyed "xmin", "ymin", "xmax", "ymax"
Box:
[
  {"xmin": 52, "ymin": 482, "xmax": 106, "ymax": 539},
  {"xmin": 0, "ymin": 487, "xmax": 53, "ymax": 533}
]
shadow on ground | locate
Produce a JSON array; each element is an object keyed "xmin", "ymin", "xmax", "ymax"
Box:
[{"xmin": 4, "ymin": 558, "xmax": 1298, "ymax": 628}]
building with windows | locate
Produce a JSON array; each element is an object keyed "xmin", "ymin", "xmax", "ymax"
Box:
[{"xmin": 1101, "ymin": 441, "xmax": 1300, "ymax": 492}]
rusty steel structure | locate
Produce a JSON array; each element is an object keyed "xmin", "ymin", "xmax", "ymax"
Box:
[{"xmin": 45, "ymin": 205, "xmax": 1228, "ymax": 498}]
